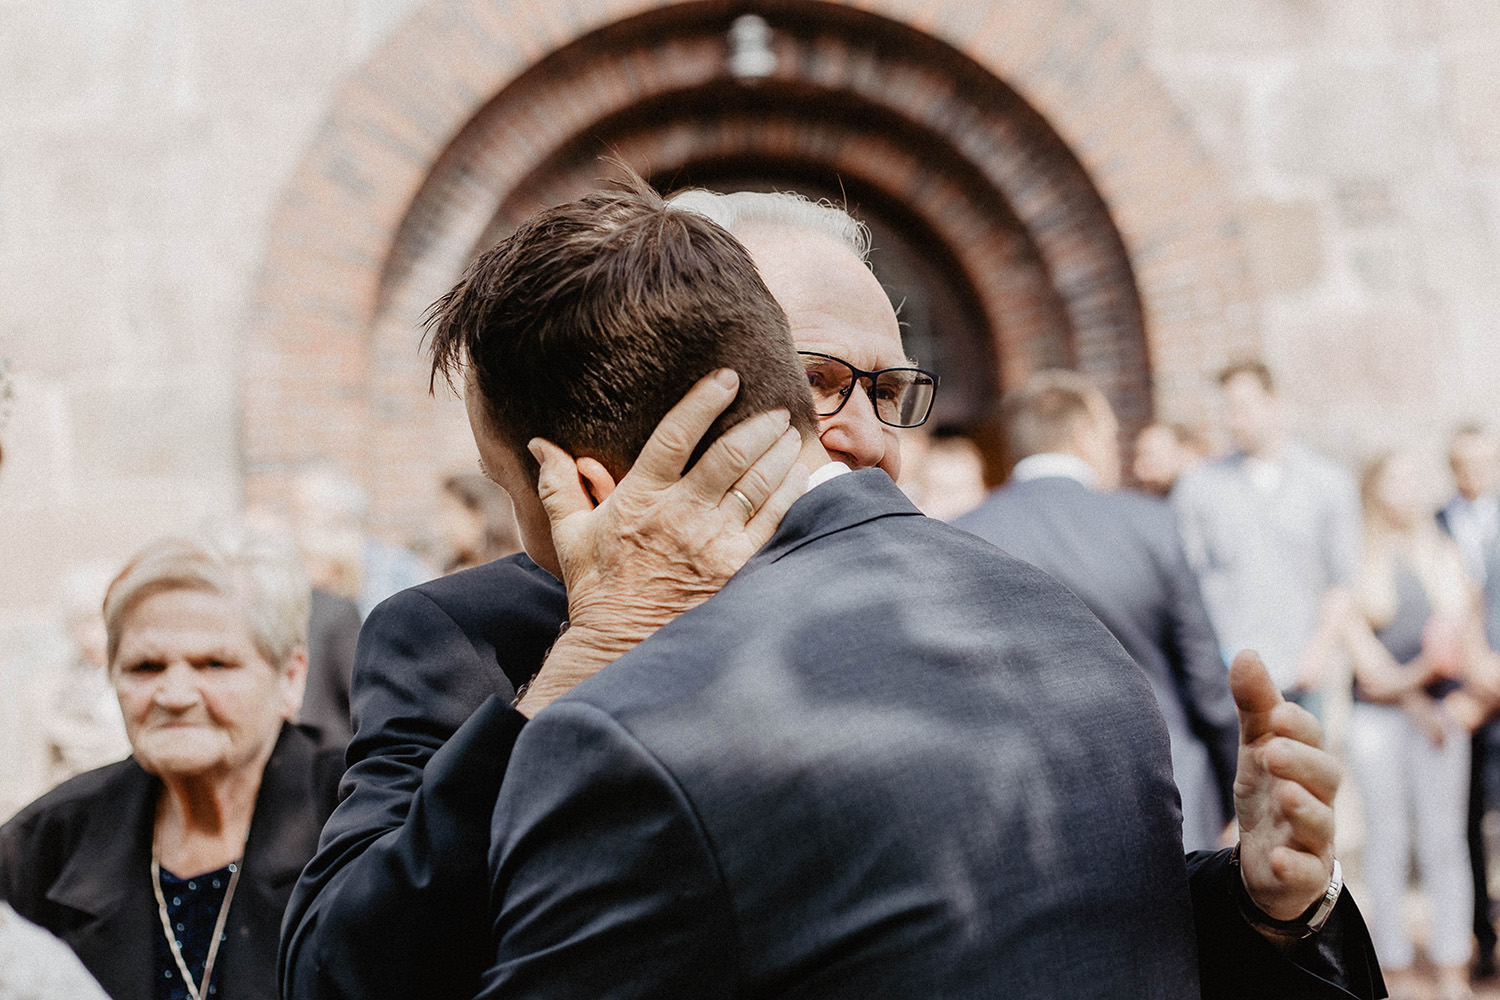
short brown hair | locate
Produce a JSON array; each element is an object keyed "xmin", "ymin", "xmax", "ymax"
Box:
[
  {"xmin": 1002, "ymin": 369, "xmax": 1101, "ymax": 461},
  {"xmin": 1217, "ymin": 359, "xmax": 1275, "ymax": 393},
  {"xmin": 426, "ymin": 175, "xmax": 817, "ymax": 477}
]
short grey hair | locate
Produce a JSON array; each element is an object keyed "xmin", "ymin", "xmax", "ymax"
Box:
[
  {"xmin": 103, "ymin": 521, "xmax": 310, "ymax": 669},
  {"xmin": 667, "ymin": 188, "xmax": 872, "ymax": 263}
]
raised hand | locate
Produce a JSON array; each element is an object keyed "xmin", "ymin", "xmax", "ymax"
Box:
[
  {"xmin": 516, "ymin": 369, "xmax": 808, "ymax": 715},
  {"xmin": 1230, "ymin": 650, "xmax": 1341, "ymax": 922}
]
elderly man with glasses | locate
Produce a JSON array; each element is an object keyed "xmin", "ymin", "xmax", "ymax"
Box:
[{"xmin": 282, "ymin": 184, "xmax": 1381, "ymax": 1000}]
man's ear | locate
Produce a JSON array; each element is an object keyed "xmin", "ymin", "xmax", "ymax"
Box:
[{"xmin": 575, "ymin": 457, "xmax": 618, "ymax": 507}]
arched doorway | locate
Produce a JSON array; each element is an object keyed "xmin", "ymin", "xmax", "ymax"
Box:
[{"xmin": 243, "ymin": 0, "xmax": 1259, "ymax": 541}]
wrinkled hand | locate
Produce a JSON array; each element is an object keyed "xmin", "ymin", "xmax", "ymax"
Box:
[
  {"xmin": 516, "ymin": 369, "xmax": 808, "ymax": 715},
  {"xmin": 1231, "ymin": 650, "xmax": 1340, "ymax": 922}
]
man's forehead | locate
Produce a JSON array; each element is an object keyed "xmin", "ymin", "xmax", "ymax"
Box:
[{"xmin": 740, "ymin": 224, "xmax": 904, "ymax": 358}]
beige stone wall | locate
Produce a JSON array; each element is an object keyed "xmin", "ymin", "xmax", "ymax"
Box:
[
  {"xmin": 0, "ymin": 0, "xmax": 424, "ymax": 816},
  {"xmin": 1096, "ymin": 0, "xmax": 1500, "ymax": 466},
  {"xmin": 1, "ymin": 0, "xmax": 1497, "ymax": 815}
]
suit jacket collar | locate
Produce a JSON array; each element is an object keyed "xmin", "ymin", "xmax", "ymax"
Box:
[{"xmin": 742, "ymin": 468, "xmax": 923, "ymax": 573}]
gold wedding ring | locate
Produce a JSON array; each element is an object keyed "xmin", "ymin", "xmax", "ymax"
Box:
[{"xmin": 727, "ymin": 487, "xmax": 756, "ymax": 519}]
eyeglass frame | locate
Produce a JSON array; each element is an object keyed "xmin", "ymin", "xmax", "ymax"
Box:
[{"xmin": 796, "ymin": 351, "xmax": 940, "ymax": 429}]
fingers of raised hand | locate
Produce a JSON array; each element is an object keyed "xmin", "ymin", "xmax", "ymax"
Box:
[
  {"xmin": 1269, "ymin": 699, "xmax": 1325, "ymax": 752},
  {"xmin": 688, "ymin": 407, "xmax": 794, "ymax": 502},
  {"xmin": 721, "ymin": 425, "xmax": 802, "ymax": 516},
  {"xmin": 741, "ymin": 439, "xmax": 810, "ymax": 547},
  {"xmin": 1230, "ymin": 651, "xmax": 1282, "ymax": 743},
  {"xmin": 1260, "ymin": 729, "xmax": 1341, "ymax": 807},
  {"xmin": 631, "ymin": 369, "xmax": 742, "ymax": 485},
  {"xmin": 530, "ymin": 438, "xmax": 594, "ymax": 525},
  {"xmin": 1241, "ymin": 783, "xmax": 1335, "ymax": 918}
]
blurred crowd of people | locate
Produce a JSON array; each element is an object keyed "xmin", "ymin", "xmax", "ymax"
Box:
[{"xmin": 921, "ymin": 363, "xmax": 1500, "ymax": 1000}]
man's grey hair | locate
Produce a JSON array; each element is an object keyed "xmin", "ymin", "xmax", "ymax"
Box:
[{"xmin": 667, "ymin": 189, "xmax": 871, "ymax": 263}]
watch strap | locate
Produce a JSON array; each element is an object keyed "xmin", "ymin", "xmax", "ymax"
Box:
[{"xmin": 1229, "ymin": 844, "xmax": 1343, "ymax": 940}]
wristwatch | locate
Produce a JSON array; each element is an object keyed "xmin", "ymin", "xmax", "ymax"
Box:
[{"xmin": 1229, "ymin": 843, "xmax": 1343, "ymax": 940}]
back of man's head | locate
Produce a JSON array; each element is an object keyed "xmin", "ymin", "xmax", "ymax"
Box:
[
  {"xmin": 1003, "ymin": 369, "xmax": 1104, "ymax": 462},
  {"xmin": 426, "ymin": 175, "xmax": 818, "ymax": 477}
]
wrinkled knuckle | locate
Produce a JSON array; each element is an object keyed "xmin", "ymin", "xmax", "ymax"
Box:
[
  {"xmin": 713, "ymin": 438, "xmax": 756, "ymax": 473},
  {"xmin": 735, "ymin": 469, "xmax": 771, "ymax": 498},
  {"xmin": 652, "ymin": 421, "xmax": 697, "ymax": 457}
]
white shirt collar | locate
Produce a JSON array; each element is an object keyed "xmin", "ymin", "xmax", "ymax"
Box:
[
  {"xmin": 1011, "ymin": 453, "xmax": 1098, "ymax": 489},
  {"xmin": 806, "ymin": 461, "xmax": 853, "ymax": 492}
]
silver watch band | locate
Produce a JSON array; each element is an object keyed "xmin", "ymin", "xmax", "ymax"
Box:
[{"xmin": 1230, "ymin": 845, "xmax": 1343, "ymax": 940}]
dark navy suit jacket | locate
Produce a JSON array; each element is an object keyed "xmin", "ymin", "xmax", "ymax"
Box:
[
  {"xmin": 478, "ymin": 469, "xmax": 1200, "ymax": 997},
  {"xmin": 953, "ymin": 473, "xmax": 1240, "ymax": 844},
  {"xmin": 284, "ymin": 473, "xmax": 1382, "ymax": 1000},
  {"xmin": 280, "ymin": 555, "xmax": 567, "ymax": 1000}
]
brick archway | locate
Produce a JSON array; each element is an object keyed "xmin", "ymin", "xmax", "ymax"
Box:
[{"xmin": 243, "ymin": 0, "xmax": 1259, "ymax": 537}]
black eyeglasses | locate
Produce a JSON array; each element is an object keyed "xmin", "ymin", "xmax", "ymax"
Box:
[{"xmin": 797, "ymin": 351, "xmax": 939, "ymax": 429}]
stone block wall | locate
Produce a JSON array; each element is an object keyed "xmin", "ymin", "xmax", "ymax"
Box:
[
  {"xmin": 2, "ymin": 0, "xmax": 1498, "ymax": 816},
  {"xmin": 0, "ymin": 0, "xmax": 425, "ymax": 817},
  {"xmin": 1093, "ymin": 0, "xmax": 1500, "ymax": 468}
]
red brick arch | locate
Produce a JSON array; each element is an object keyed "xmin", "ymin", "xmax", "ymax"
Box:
[{"xmin": 243, "ymin": 0, "xmax": 1259, "ymax": 536}]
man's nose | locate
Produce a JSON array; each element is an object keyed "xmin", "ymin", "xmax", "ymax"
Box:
[{"xmin": 818, "ymin": 387, "xmax": 888, "ymax": 472}]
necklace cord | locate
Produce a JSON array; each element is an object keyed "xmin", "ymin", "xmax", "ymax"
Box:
[{"xmin": 151, "ymin": 854, "xmax": 242, "ymax": 1000}]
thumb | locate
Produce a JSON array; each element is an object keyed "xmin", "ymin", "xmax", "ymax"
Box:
[
  {"xmin": 1231, "ymin": 649, "xmax": 1282, "ymax": 746},
  {"xmin": 529, "ymin": 438, "xmax": 594, "ymax": 528}
]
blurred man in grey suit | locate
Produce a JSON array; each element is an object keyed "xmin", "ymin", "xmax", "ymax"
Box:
[{"xmin": 954, "ymin": 370, "xmax": 1238, "ymax": 851}]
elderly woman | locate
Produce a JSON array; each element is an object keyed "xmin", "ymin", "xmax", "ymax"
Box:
[{"xmin": 0, "ymin": 525, "xmax": 343, "ymax": 1000}]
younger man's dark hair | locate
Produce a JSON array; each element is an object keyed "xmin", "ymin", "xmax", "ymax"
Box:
[{"xmin": 426, "ymin": 174, "xmax": 817, "ymax": 477}]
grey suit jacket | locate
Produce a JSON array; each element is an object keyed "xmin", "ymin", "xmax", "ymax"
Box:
[
  {"xmin": 953, "ymin": 474, "xmax": 1240, "ymax": 844},
  {"xmin": 479, "ymin": 469, "xmax": 1201, "ymax": 998}
]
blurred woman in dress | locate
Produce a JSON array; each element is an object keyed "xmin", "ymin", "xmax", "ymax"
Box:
[{"xmin": 1341, "ymin": 451, "xmax": 1500, "ymax": 1000}]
